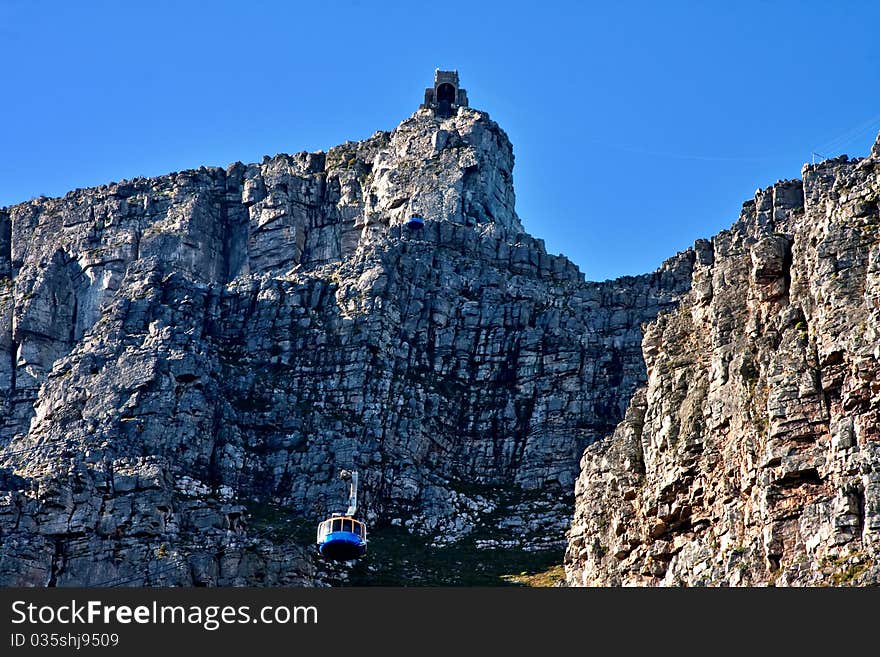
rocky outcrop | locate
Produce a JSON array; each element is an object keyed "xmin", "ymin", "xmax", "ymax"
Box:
[
  {"xmin": 0, "ymin": 105, "xmax": 694, "ymax": 585},
  {"xmin": 566, "ymin": 134, "xmax": 880, "ymax": 586}
]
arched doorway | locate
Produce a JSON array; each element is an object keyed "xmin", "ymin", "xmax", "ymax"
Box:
[
  {"xmin": 436, "ymin": 83, "xmax": 456, "ymax": 103},
  {"xmin": 436, "ymin": 83, "xmax": 456, "ymax": 117}
]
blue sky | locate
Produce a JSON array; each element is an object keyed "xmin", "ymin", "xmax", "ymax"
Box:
[{"xmin": 1, "ymin": 1, "xmax": 879, "ymax": 280}]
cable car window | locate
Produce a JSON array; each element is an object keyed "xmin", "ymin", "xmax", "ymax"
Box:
[
  {"xmin": 354, "ymin": 523, "xmax": 362, "ymax": 537},
  {"xmin": 332, "ymin": 519, "xmax": 342, "ymax": 532},
  {"xmin": 344, "ymin": 519, "xmax": 353, "ymax": 533}
]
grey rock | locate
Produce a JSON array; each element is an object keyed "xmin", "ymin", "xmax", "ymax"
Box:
[
  {"xmin": 0, "ymin": 102, "xmax": 693, "ymax": 586},
  {"xmin": 566, "ymin": 155, "xmax": 880, "ymax": 586}
]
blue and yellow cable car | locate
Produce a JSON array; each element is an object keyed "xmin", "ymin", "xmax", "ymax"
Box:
[
  {"xmin": 316, "ymin": 470, "xmax": 367, "ymax": 561},
  {"xmin": 316, "ymin": 515, "xmax": 367, "ymax": 561}
]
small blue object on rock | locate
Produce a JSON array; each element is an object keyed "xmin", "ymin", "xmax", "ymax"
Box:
[{"xmin": 407, "ymin": 215, "xmax": 425, "ymax": 228}]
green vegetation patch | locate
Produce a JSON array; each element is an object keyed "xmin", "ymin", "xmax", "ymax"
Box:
[
  {"xmin": 243, "ymin": 494, "xmax": 568, "ymax": 586},
  {"xmin": 245, "ymin": 500, "xmax": 317, "ymax": 545},
  {"xmin": 346, "ymin": 524, "xmax": 564, "ymax": 586}
]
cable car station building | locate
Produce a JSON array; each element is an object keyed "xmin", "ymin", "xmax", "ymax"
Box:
[{"xmin": 421, "ymin": 69, "xmax": 469, "ymax": 118}]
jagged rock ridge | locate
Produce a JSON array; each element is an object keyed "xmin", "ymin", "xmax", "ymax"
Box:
[
  {"xmin": 0, "ymin": 104, "xmax": 693, "ymax": 585},
  {"xmin": 566, "ymin": 135, "xmax": 880, "ymax": 586}
]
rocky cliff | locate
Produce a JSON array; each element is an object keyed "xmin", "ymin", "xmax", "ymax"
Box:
[
  {"xmin": 0, "ymin": 104, "xmax": 694, "ymax": 586},
  {"xmin": 566, "ymin": 138, "xmax": 880, "ymax": 586}
]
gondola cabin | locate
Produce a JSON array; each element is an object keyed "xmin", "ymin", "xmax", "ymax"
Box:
[
  {"xmin": 407, "ymin": 215, "xmax": 425, "ymax": 228},
  {"xmin": 316, "ymin": 469, "xmax": 366, "ymax": 561},
  {"xmin": 316, "ymin": 515, "xmax": 367, "ymax": 561}
]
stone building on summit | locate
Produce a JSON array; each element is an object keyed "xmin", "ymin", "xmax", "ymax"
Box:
[{"xmin": 421, "ymin": 69, "xmax": 469, "ymax": 118}]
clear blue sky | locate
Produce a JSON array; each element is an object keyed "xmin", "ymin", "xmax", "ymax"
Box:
[{"xmin": 2, "ymin": 1, "xmax": 879, "ymax": 280}]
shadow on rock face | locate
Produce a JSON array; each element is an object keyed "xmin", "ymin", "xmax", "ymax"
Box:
[{"xmin": 0, "ymin": 468, "xmax": 30, "ymax": 491}]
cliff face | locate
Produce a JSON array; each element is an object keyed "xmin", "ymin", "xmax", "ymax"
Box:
[
  {"xmin": 566, "ymin": 141, "xmax": 880, "ymax": 586},
  {"xmin": 0, "ymin": 106, "xmax": 693, "ymax": 586}
]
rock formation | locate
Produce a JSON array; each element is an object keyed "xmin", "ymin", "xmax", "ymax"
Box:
[
  {"xmin": 7, "ymin": 74, "xmax": 874, "ymax": 587},
  {"xmin": 0, "ymin": 100, "xmax": 693, "ymax": 586},
  {"xmin": 566, "ymin": 138, "xmax": 880, "ymax": 586}
]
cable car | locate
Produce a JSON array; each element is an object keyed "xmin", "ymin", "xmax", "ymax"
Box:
[
  {"xmin": 316, "ymin": 470, "xmax": 367, "ymax": 561},
  {"xmin": 407, "ymin": 215, "xmax": 425, "ymax": 228},
  {"xmin": 316, "ymin": 515, "xmax": 367, "ymax": 561}
]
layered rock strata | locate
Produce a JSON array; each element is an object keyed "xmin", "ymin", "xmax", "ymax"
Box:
[
  {"xmin": 566, "ymin": 140, "xmax": 880, "ymax": 586},
  {"xmin": 0, "ymin": 107, "xmax": 692, "ymax": 585}
]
